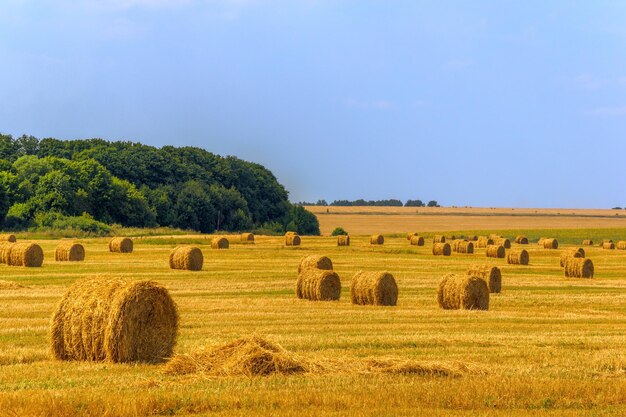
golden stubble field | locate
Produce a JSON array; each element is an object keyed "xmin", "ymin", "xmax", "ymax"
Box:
[{"xmin": 1, "ymin": 223, "xmax": 626, "ymax": 416}]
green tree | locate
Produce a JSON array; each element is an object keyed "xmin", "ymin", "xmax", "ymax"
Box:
[
  {"xmin": 175, "ymin": 181, "xmax": 216, "ymax": 233},
  {"xmin": 284, "ymin": 205, "xmax": 320, "ymax": 235},
  {"xmin": 33, "ymin": 171, "xmax": 74, "ymax": 213},
  {"xmin": 331, "ymin": 227, "xmax": 348, "ymax": 236}
]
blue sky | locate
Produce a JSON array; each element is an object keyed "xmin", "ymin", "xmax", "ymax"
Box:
[{"xmin": 1, "ymin": 1, "xmax": 625, "ymax": 208}]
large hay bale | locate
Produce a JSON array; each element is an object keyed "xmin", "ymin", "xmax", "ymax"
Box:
[
  {"xmin": 515, "ymin": 235, "xmax": 528, "ymax": 244},
  {"xmin": 406, "ymin": 232, "xmax": 418, "ymax": 240},
  {"xmin": 55, "ymin": 241, "xmax": 85, "ymax": 262},
  {"xmin": 169, "ymin": 246, "xmax": 203, "ymax": 271},
  {"xmin": 370, "ymin": 234, "xmax": 384, "ymax": 245},
  {"xmin": 466, "ymin": 265, "xmax": 501, "ymax": 293},
  {"xmin": 453, "ymin": 240, "xmax": 474, "ymax": 254},
  {"xmin": 437, "ymin": 274, "xmax": 489, "ymax": 310},
  {"xmin": 295, "ymin": 269, "xmax": 341, "ymax": 301},
  {"xmin": 433, "ymin": 235, "xmax": 446, "ymax": 243},
  {"xmin": 432, "ymin": 242, "xmax": 451, "ymax": 256},
  {"xmin": 109, "ymin": 237, "xmax": 133, "ymax": 253},
  {"xmin": 564, "ymin": 258, "xmax": 594, "ymax": 278},
  {"xmin": 0, "ymin": 234, "xmax": 16, "ymax": 242},
  {"xmin": 351, "ymin": 271, "xmax": 398, "ymax": 306},
  {"xmin": 285, "ymin": 234, "xmax": 301, "ymax": 246},
  {"xmin": 298, "ymin": 255, "xmax": 333, "ymax": 274},
  {"xmin": 507, "ymin": 249, "xmax": 529, "ymax": 265},
  {"xmin": 211, "ymin": 237, "xmax": 229, "ymax": 249},
  {"xmin": 494, "ymin": 238, "xmax": 511, "ymax": 249},
  {"xmin": 475, "ymin": 236, "xmax": 494, "ymax": 248},
  {"xmin": 538, "ymin": 237, "xmax": 546, "ymax": 246},
  {"xmin": 582, "ymin": 239, "xmax": 594, "ymax": 246},
  {"xmin": 617, "ymin": 241, "xmax": 626, "ymax": 250},
  {"xmin": 240, "ymin": 233, "xmax": 255, "ymax": 244},
  {"xmin": 542, "ymin": 238, "xmax": 558, "ymax": 249},
  {"xmin": 486, "ymin": 245, "xmax": 505, "ymax": 258},
  {"xmin": 337, "ymin": 235, "xmax": 350, "ymax": 246},
  {"xmin": 50, "ymin": 276, "xmax": 179, "ymax": 363},
  {"xmin": 559, "ymin": 248, "xmax": 585, "ymax": 267},
  {"xmin": 410, "ymin": 235, "xmax": 425, "ymax": 246},
  {"xmin": 0, "ymin": 242, "xmax": 14, "ymax": 264},
  {"xmin": 8, "ymin": 243, "xmax": 44, "ymax": 267},
  {"xmin": 602, "ymin": 241, "xmax": 615, "ymax": 250}
]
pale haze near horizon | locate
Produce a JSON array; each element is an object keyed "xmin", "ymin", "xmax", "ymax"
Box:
[{"xmin": 1, "ymin": 1, "xmax": 625, "ymax": 208}]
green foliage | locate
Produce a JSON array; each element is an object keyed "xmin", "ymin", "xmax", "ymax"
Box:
[
  {"xmin": 4, "ymin": 202, "xmax": 35, "ymax": 229},
  {"xmin": 331, "ymin": 227, "xmax": 348, "ymax": 236},
  {"xmin": 33, "ymin": 212, "xmax": 111, "ymax": 235},
  {"xmin": 405, "ymin": 199, "xmax": 424, "ymax": 207},
  {"xmin": 284, "ymin": 205, "xmax": 320, "ymax": 235},
  {"xmin": 427, "ymin": 200, "xmax": 440, "ymax": 207}
]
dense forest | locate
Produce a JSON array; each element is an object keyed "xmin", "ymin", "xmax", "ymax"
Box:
[
  {"xmin": 300, "ymin": 199, "xmax": 440, "ymax": 207},
  {"xmin": 0, "ymin": 134, "xmax": 319, "ymax": 235}
]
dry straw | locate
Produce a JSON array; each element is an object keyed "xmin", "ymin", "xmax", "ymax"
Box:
[
  {"xmin": 295, "ymin": 269, "xmax": 341, "ymax": 301},
  {"xmin": 406, "ymin": 232, "xmax": 418, "ymax": 240},
  {"xmin": 298, "ymin": 255, "xmax": 333, "ymax": 274},
  {"xmin": 559, "ymin": 248, "xmax": 585, "ymax": 267},
  {"xmin": 448, "ymin": 235, "xmax": 457, "ymax": 241},
  {"xmin": 50, "ymin": 276, "xmax": 178, "ymax": 363},
  {"xmin": 432, "ymin": 242, "xmax": 451, "ymax": 256},
  {"xmin": 350, "ymin": 271, "xmax": 398, "ymax": 306},
  {"xmin": 564, "ymin": 258, "xmax": 594, "ymax": 278},
  {"xmin": 370, "ymin": 234, "xmax": 384, "ymax": 245},
  {"xmin": 602, "ymin": 241, "xmax": 615, "ymax": 250},
  {"xmin": 55, "ymin": 241, "xmax": 85, "ymax": 262},
  {"xmin": 0, "ymin": 242, "xmax": 14, "ymax": 264},
  {"xmin": 542, "ymin": 238, "xmax": 558, "ymax": 249},
  {"xmin": 494, "ymin": 238, "xmax": 511, "ymax": 249},
  {"xmin": 453, "ymin": 240, "xmax": 474, "ymax": 254},
  {"xmin": 466, "ymin": 235, "xmax": 478, "ymax": 241},
  {"xmin": 0, "ymin": 234, "xmax": 16, "ymax": 242},
  {"xmin": 486, "ymin": 245, "xmax": 505, "ymax": 258},
  {"xmin": 475, "ymin": 236, "xmax": 494, "ymax": 248},
  {"xmin": 8, "ymin": 243, "xmax": 44, "ymax": 267},
  {"xmin": 582, "ymin": 239, "xmax": 594, "ymax": 246},
  {"xmin": 211, "ymin": 236, "xmax": 229, "ymax": 249},
  {"xmin": 169, "ymin": 246, "xmax": 203, "ymax": 271},
  {"xmin": 507, "ymin": 249, "xmax": 529, "ymax": 265},
  {"xmin": 109, "ymin": 237, "xmax": 133, "ymax": 253},
  {"xmin": 618, "ymin": 241, "xmax": 626, "ymax": 250},
  {"xmin": 337, "ymin": 235, "xmax": 350, "ymax": 246},
  {"xmin": 515, "ymin": 235, "xmax": 529, "ymax": 244},
  {"xmin": 240, "ymin": 233, "xmax": 255, "ymax": 243},
  {"xmin": 410, "ymin": 235, "xmax": 425, "ymax": 246},
  {"xmin": 285, "ymin": 234, "xmax": 301, "ymax": 246},
  {"xmin": 489, "ymin": 234, "xmax": 502, "ymax": 240},
  {"xmin": 433, "ymin": 235, "xmax": 446, "ymax": 243},
  {"xmin": 437, "ymin": 273, "xmax": 489, "ymax": 310},
  {"xmin": 466, "ymin": 265, "xmax": 501, "ymax": 293}
]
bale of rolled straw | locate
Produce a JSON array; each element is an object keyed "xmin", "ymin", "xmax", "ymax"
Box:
[
  {"xmin": 559, "ymin": 248, "xmax": 584, "ymax": 267},
  {"xmin": 602, "ymin": 241, "xmax": 615, "ymax": 250},
  {"xmin": 432, "ymin": 242, "xmax": 451, "ymax": 256},
  {"xmin": 507, "ymin": 249, "xmax": 529, "ymax": 265},
  {"xmin": 8, "ymin": 243, "xmax": 44, "ymax": 267},
  {"xmin": 0, "ymin": 234, "xmax": 16, "ymax": 242},
  {"xmin": 494, "ymin": 238, "xmax": 511, "ymax": 249},
  {"xmin": 169, "ymin": 246, "xmax": 203, "ymax": 271},
  {"xmin": 618, "ymin": 241, "xmax": 626, "ymax": 250},
  {"xmin": 406, "ymin": 232, "xmax": 418, "ymax": 240},
  {"xmin": 337, "ymin": 235, "xmax": 350, "ymax": 246},
  {"xmin": 240, "ymin": 233, "xmax": 255, "ymax": 244},
  {"xmin": 0, "ymin": 242, "xmax": 14, "ymax": 264},
  {"xmin": 285, "ymin": 231, "xmax": 298, "ymax": 237},
  {"xmin": 475, "ymin": 236, "xmax": 494, "ymax": 248},
  {"xmin": 448, "ymin": 235, "xmax": 457, "ymax": 241},
  {"xmin": 285, "ymin": 234, "xmax": 301, "ymax": 246},
  {"xmin": 55, "ymin": 241, "xmax": 85, "ymax": 262},
  {"xmin": 466, "ymin": 265, "xmax": 501, "ymax": 293},
  {"xmin": 433, "ymin": 235, "xmax": 446, "ymax": 243},
  {"xmin": 486, "ymin": 245, "xmax": 505, "ymax": 258},
  {"xmin": 542, "ymin": 238, "xmax": 558, "ymax": 249},
  {"xmin": 109, "ymin": 237, "xmax": 133, "ymax": 253},
  {"xmin": 211, "ymin": 237, "xmax": 229, "ymax": 249},
  {"xmin": 602, "ymin": 239, "xmax": 613, "ymax": 244},
  {"xmin": 370, "ymin": 234, "xmax": 384, "ymax": 245},
  {"xmin": 515, "ymin": 235, "xmax": 528, "ymax": 244},
  {"xmin": 437, "ymin": 273, "xmax": 489, "ymax": 310},
  {"xmin": 295, "ymin": 269, "xmax": 341, "ymax": 301},
  {"xmin": 50, "ymin": 276, "xmax": 178, "ymax": 363},
  {"xmin": 582, "ymin": 239, "xmax": 594, "ymax": 246},
  {"xmin": 564, "ymin": 258, "xmax": 594, "ymax": 278},
  {"xmin": 466, "ymin": 235, "xmax": 478, "ymax": 241},
  {"xmin": 351, "ymin": 271, "xmax": 398, "ymax": 306},
  {"xmin": 298, "ymin": 255, "xmax": 333, "ymax": 274},
  {"xmin": 489, "ymin": 234, "xmax": 503, "ymax": 240},
  {"xmin": 453, "ymin": 240, "xmax": 474, "ymax": 254},
  {"xmin": 538, "ymin": 237, "xmax": 546, "ymax": 246},
  {"xmin": 410, "ymin": 235, "xmax": 424, "ymax": 246}
]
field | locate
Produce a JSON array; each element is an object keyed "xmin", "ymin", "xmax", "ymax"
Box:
[{"xmin": 2, "ymin": 214, "xmax": 626, "ymax": 416}]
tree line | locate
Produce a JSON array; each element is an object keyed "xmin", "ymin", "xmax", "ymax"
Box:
[{"xmin": 299, "ymin": 199, "xmax": 440, "ymax": 207}]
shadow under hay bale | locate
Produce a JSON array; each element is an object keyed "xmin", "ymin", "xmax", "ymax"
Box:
[
  {"xmin": 211, "ymin": 237, "xmax": 229, "ymax": 249},
  {"xmin": 240, "ymin": 233, "xmax": 255, "ymax": 244},
  {"xmin": 169, "ymin": 246, "xmax": 203, "ymax": 271},
  {"xmin": 0, "ymin": 234, "xmax": 16, "ymax": 242},
  {"xmin": 507, "ymin": 249, "xmax": 529, "ymax": 265},
  {"xmin": 602, "ymin": 241, "xmax": 615, "ymax": 250},
  {"xmin": 296, "ymin": 269, "xmax": 341, "ymax": 301},
  {"xmin": 410, "ymin": 235, "xmax": 425, "ymax": 246},
  {"xmin": 337, "ymin": 235, "xmax": 350, "ymax": 246},
  {"xmin": 8, "ymin": 243, "xmax": 43, "ymax": 267},
  {"xmin": 466, "ymin": 265, "xmax": 501, "ymax": 293},
  {"xmin": 560, "ymin": 248, "xmax": 585, "ymax": 267},
  {"xmin": 432, "ymin": 242, "xmax": 451, "ymax": 256},
  {"xmin": 453, "ymin": 240, "xmax": 474, "ymax": 254},
  {"xmin": 515, "ymin": 235, "xmax": 529, "ymax": 244},
  {"xmin": 437, "ymin": 273, "xmax": 489, "ymax": 310},
  {"xmin": 50, "ymin": 276, "xmax": 178, "ymax": 363},
  {"xmin": 370, "ymin": 234, "xmax": 384, "ymax": 245},
  {"xmin": 109, "ymin": 237, "xmax": 133, "ymax": 253},
  {"xmin": 486, "ymin": 245, "xmax": 505, "ymax": 259},
  {"xmin": 564, "ymin": 258, "xmax": 594, "ymax": 278},
  {"xmin": 285, "ymin": 234, "xmax": 301, "ymax": 246},
  {"xmin": 298, "ymin": 255, "xmax": 333, "ymax": 274},
  {"xmin": 55, "ymin": 241, "xmax": 85, "ymax": 262},
  {"xmin": 494, "ymin": 238, "xmax": 511, "ymax": 249},
  {"xmin": 433, "ymin": 235, "xmax": 446, "ymax": 244},
  {"xmin": 618, "ymin": 241, "xmax": 626, "ymax": 250},
  {"xmin": 582, "ymin": 239, "xmax": 594, "ymax": 246},
  {"xmin": 475, "ymin": 236, "xmax": 493, "ymax": 248},
  {"xmin": 350, "ymin": 271, "xmax": 398, "ymax": 306},
  {"xmin": 542, "ymin": 238, "xmax": 558, "ymax": 249}
]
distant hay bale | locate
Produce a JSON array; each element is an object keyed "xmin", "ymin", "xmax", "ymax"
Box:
[
  {"xmin": 433, "ymin": 235, "xmax": 446, "ymax": 243},
  {"xmin": 295, "ymin": 269, "xmax": 341, "ymax": 301},
  {"xmin": 618, "ymin": 241, "xmax": 626, "ymax": 250},
  {"xmin": 211, "ymin": 237, "xmax": 229, "ymax": 249},
  {"xmin": 437, "ymin": 273, "xmax": 489, "ymax": 310},
  {"xmin": 494, "ymin": 238, "xmax": 511, "ymax": 249},
  {"xmin": 602, "ymin": 241, "xmax": 615, "ymax": 250},
  {"xmin": 602, "ymin": 239, "xmax": 614, "ymax": 244},
  {"xmin": 109, "ymin": 237, "xmax": 133, "ymax": 253},
  {"xmin": 0, "ymin": 242, "xmax": 14, "ymax": 264},
  {"xmin": 55, "ymin": 241, "xmax": 85, "ymax": 262},
  {"xmin": 0, "ymin": 234, "xmax": 16, "ymax": 242},
  {"xmin": 370, "ymin": 234, "xmax": 384, "ymax": 245},
  {"xmin": 410, "ymin": 235, "xmax": 424, "ymax": 246},
  {"xmin": 8, "ymin": 243, "xmax": 44, "ymax": 267},
  {"xmin": 542, "ymin": 238, "xmax": 558, "ymax": 249},
  {"xmin": 432, "ymin": 242, "xmax": 451, "ymax": 256},
  {"xmin": 285, "ymin": 234, "xmax": 301, "ymax": 246},
  {"xmin": 515, "ymin": 235, "xmax": 528, "ymax": 244},
  {"xmin": 169, "ymin": 246, "xmax": 203, "ymax": 271},
  {"xmin": 240, "ymin": 233, "xmax": 255, "ymax": 244},
  {"xmin": 475, "ymin": 236, "xmax": 494, "ymax": 248},
  {"xmin": 486, "ymin": 245, "xmax": 505, "ymax": 258},
  {"xmin": 453, "ymin": 240, "xmax": 474, "ymax": 254},
  {"xmin": 489, "ymin": 234, "xmax": 502, "ymax": 240},
  {"xmin": 285, "ymin": 231, "xmax": 298, "ymax": 237},
  {"xmin": 298, "ymin": 255, "xmax": 333, "ymax": 274},
  {"xmin": 507, "ymin": 249, "xmax": 529, "ymax": 265},
  {"xmin": 406, "ymin": 232, "xmax": 418, "ymax": 240},
  {"xmin": 582, "ymin": 239, "xmax": 594, "ymax": 246},
  {"xmin": 448, "ymin": 235, "xmax": 456, "ymax": 241},
  {"xmin": 538, "ymin": 237, "xmax": 546, "ymax": 246},
  {"xmin": 564, "ymin": 258, "xmax": 594, "ymax": 278},
  {"xmin": 50, "ymin": 276, "xmax": 179, "ymax": 363},
  {"xmin": 350, "ymin": 271, "xmax": 398, "ymax": 306},
  {"xmin": 466, "ymin": 235, "xmax": 478, "ymax": 241},
  {"xmin": 337, "ymin": 235, "xmax": 350, "ymax": 246},
  {"xmin": 559, "ymin": 248, "xmax": 585, "ymax": 267},
  {"xmin": 466, "ymin": 265, "xmax": 501, "ymax": 293}
]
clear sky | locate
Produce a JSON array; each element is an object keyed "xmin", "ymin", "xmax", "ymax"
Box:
[{"xmin": 1, "ymin": 1, "xmax": 625, "ymax": 208}]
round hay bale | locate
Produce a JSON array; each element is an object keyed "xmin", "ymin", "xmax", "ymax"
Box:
[
  {"xmin": 240, "ymin": 233, "xmax": 255, "ymax": 243},
  {"xmin": 211, "ymin": 237, "xmax": 229, "ymax": 249},
  {"xmin": 50, "ymin": 276, "xmax": 178, "ymax": 363},
  {"xmin": 538, "ymin": 237, "xmax": 546, "ymax": 246},
  {"xmin": 337, "ymin": 235, "xmax": 350, "ymax": 246},
  {"xmin": 486, "ymin": 245, "xmax": 505, "ymax": 259},
  {"xmin": 0, "ymin": 234, "xmax": 16, "ymax": 242},
  {"xmin": 285, "ymin": 231, "xmax": 298, "ymax": 237},
  {"xmin": 564, "ymin": 258, "xmax": 594, "ymax": 278},
  {"xmin": 448, "ymin": 235, "xmax": 456, "ymax": 241},
  {"xmin": 55, "ymin": 241, "xmax": 85, "ymax": 262},
  {"xmin": 350, "ymin": 271, "xmax": 398, "ymax": 306},
  {"xmin": 515, "ymin": 235, "xmax": 528, "ymax": 244},
  {"xmin": 432, "ymin": 242, "xmax": 451, "ymax": 256},
  {"xmin": 410, "ymin": 235, "xmax": 424, "ymax": 246},
  {"xmin": 295, "ymin": 269, "xmax": 341, "ymax": 301},
  {"xmin": 507, "ymin": 249, "xmax": 529, "ymax": 265},
  {"xmin": 559, "ymin": 248, "xmax": 585, "ymax": 267},
  {"xmin": 406, "ymin": 232, "xmax": 418, "ymax": 240},
  {"xmin": 285, "ymin": 234, "xmax": 301, "ymax": 246},
  {"xmin": 582, "ymin": 239, "xmax": 594, "ymax": 246},
  {"xmin": 109, "ymin": 237, "xmax": 133, "ymax": 253},
  {"xmin": 169, "ymin": 246, "xmax": 203, "ymax": 271},
  {"xmin": 452, "ymin": 240, "xmax": 474, "ymax": 254},
  {"xmin": 466, "ymin": 235, "xmax": 478, "ymax": 241},
  {"xmin": 617, "ymin": 241, "xmax": 626, "ymax": 250},
  {"xmin": 370, "ymin": 235, "xmax": 384, "ymax": 245},
  {"xmin": 475, "ymin": 236, "xmax": 494, "ymax": 248},
  {"xmin": 8, "ymin": 243, "xmax": 44, "ymax": 267},
  {"xmin": 494, "ymin": 238, "xmax": 511, "ymax": 249},
  {"xmin": 466, "ymin": 265, "xmax": 501, "ymax": 293},
  {"xmin": 437, "ymin": 273, "xmax": 489, "ymax": 310},
  {"xmin": 433, "ymin": 235, "xmax": 446, "ymax": 244},
  {"xmin": 542, "ymin": 238, "xmax": 558, "ymax": 249},
  {"xmin": 602, "ymin": 241, "xmax": 615, "ymax": 250},
  {"xmin": 298, "ymin": 255, "xmax": 333, "ymax": 274},
  {"xmin": 0, "ymin": 242, "xmax": 14, "ymax": 264}
]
